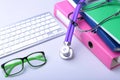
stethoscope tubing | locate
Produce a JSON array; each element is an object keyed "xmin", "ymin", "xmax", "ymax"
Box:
[{"xmin": 65, "ymin": 0, "xmax": 86, "ymax": 43}]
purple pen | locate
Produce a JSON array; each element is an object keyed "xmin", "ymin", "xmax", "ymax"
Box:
[{"xmin": 60, "ymin": 0, "xmax": 86, "ymax": 60}]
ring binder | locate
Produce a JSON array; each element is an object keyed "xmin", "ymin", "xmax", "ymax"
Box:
[{"xmin": 54, "ymin": 0, "xmax": 120, "ymax": 69}]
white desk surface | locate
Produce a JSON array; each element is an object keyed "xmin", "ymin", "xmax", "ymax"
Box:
[{"xmin": 0, "ymin": 0, "xmax": 120, "ymax": 80}]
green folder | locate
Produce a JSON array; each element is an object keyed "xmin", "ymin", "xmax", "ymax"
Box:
[{"xmin": 83, "ymin": 0, "xmax": 120, "ymax": 44}]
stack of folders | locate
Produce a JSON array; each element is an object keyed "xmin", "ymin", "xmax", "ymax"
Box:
[{"xmin": 54, "ymin": 0, "xmax": 120, "ymax": 69}]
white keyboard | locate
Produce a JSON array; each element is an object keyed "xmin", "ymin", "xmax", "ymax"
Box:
[{"xmin": 0, "ymin": 12, "xmax": 65, "ymax": 58}]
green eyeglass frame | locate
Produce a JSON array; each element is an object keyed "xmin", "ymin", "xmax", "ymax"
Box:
[{"xmin": 1, "ymin": 51, "xmax": 47, "ymax": 77}]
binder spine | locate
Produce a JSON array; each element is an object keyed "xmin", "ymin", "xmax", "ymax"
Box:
[{"xmin": 80, "ymin": 12, "xmax": 120, "ymax": 52}]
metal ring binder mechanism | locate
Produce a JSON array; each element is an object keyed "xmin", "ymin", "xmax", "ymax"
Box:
[{"xmin": 60, "ymin": 0, "xmax": 120, "ymax": 60}]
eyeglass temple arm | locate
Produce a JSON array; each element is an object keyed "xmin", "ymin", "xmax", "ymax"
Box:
[{"xmin": 4, "ymin": 55, "xmax": 46, "ymax": 77}]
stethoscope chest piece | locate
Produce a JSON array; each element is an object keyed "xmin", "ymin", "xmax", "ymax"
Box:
[{"xmin": 60, "ymin": 45, "xmax": 73, "ymax": 60}]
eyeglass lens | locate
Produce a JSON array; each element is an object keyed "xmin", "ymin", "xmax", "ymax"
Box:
[
  {"xmin": 3, "ymin": 59, "xmax": 23, "ymax": 77},
  {"xmin": 27, "ymin": 52, "xmax": 46, "ymax": 67}
]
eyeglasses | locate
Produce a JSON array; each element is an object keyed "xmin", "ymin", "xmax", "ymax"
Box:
[{"xmin": 1, "ymin": 51, "xmax": 47, "ymax": 77}]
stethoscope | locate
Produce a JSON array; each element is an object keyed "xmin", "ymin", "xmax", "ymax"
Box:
[
  {"xmin": 60, "ymin": 0, "xmax": 85, "ymax": 60},
  {"xmin": 60, "ymin": 0, "xmax": 113, "ymax": 60}
]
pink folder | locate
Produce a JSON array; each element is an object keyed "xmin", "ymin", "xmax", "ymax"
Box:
[{"xmin": 54, "ymin": 0, "xmax": 120, "ymax": 69}]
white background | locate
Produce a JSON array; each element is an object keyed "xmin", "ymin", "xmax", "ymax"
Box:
[{"xmin": 0, "ymin": 0, "xmax": 120, "ymax": 80}]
